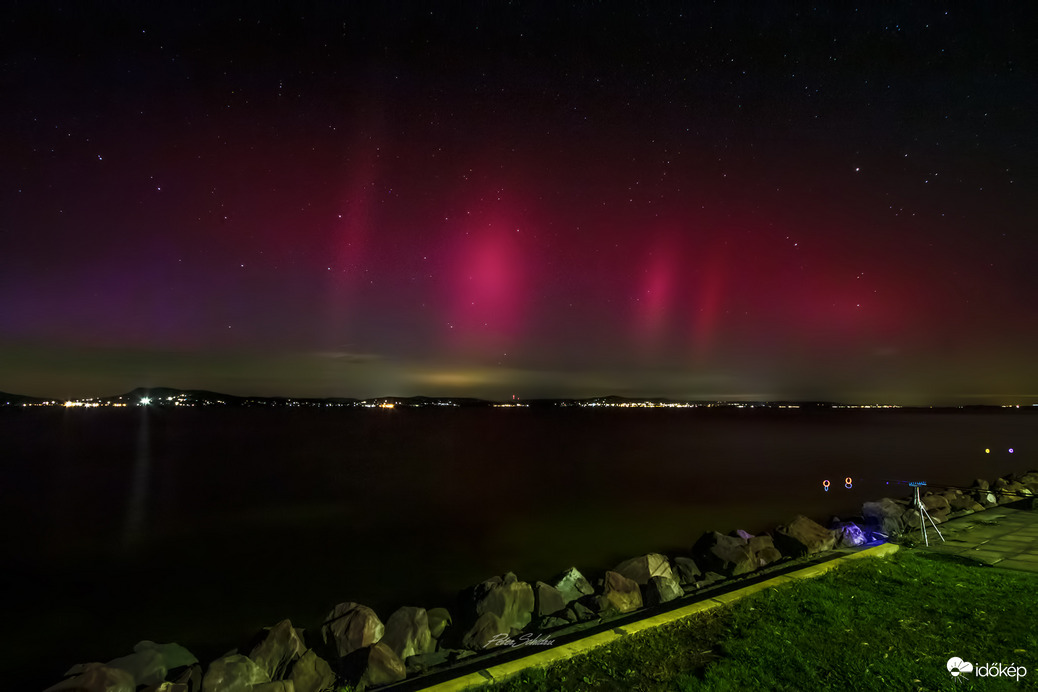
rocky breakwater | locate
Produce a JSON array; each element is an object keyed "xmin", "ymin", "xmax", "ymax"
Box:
[
  {"xmin": 41, "ymin": 468, "xmax": 1038, "ymax": 691},
  {"xmin": 861, "ymin": 470, "xmax": 1038, "ymax": 538}
]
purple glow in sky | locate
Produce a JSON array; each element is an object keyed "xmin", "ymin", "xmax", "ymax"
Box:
[{"xmin": 2, "ymin": 4, "xmax": 1036, "ymax": 403}]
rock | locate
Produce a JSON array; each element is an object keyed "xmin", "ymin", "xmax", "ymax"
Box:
[
  {"xmin": 44, "ymin": 663, "xmax": 136, "ymax": 692},
  {"xmin": 473, "ymin": 573, "xmax": 534, "ymax": 632},
  {"xmin": 534, "ymin": 581, "xmax": 567, "ymax": 617},
  {"xmin": 106, "ymin": 650, "xmax": 165, "ymax": 688},
  {"xmin": 833, "ymin": 522, "xmax": 866, "ymax": 548},
  {"xmin": 358, "ymin": 642, "xmax": 406, "ymax": 687},
  {"xmin": 537, "ymin": 615, "xmax": 571, "ymax": 629},
  {"xmin": 251, "ymin": 683, "xmax": 294, "ymax": 692},
  {"xmin": 596, "ymin": 570, "xmax": 642, "ymax": 614},
  {"xmin": 427, "ymin": 607, "xmax": 452, "ymax": 640},
  {"xmin": 644, "ymin": 575, "xmax": 683, "ymax": 606},
  {"xmin": 692, "ymin": 531, "xmax": 756, "ymax": 576},
  {"xmin": 975, "ymin": 490, "xmax": 998, "ymax": 508},
  {"xmin": 552, "ymin": 567, "xmax": 594, "ymax": 604},
  {"xmin": 1006, "ymin": 480, "xmax": 1031, "ymax": 499},
  {"xmin": 775, "ymin": 515, "xmax": 836, "ymax": 557},
  {"xmin": 695, "ymin": 572, "xmax": 725, "ymax": 588},
  {"xmin": 922, "ymin": 493, "xmax": 951, "ymax": 518},
  {"xmin": 672, "ymin": 556, "xmax": 702, "ymax": 584},
  {"xmin": 404, "ymin": 649, "xmax": 452, "ymax": 675},
  {"xmin": 288, "ymin": 650, "xmax": 335, "ymax": 692},
  {"xmin": 102, "ymin": 640, "xmax": 199, "ymax": 689},
  {"xmin": 140, "ymin": 663, "xmax": 201, "ymax": 692},
  {"xmin": 968, "ymin": 501, "xmax": 986, "ymax": 512},
  {"xmin": 462, "ymin": 612, "xmax": 509, "ymax": 650},
  {"xmin": 612, "ymin": 553, "xmax": 673, "ymax": 585},
  {"xmin": 250, "ymin": 619, "xmax": 307, "ymax": 681},
  {"xmin": 973, "ymin": 478, "xmax": 990, "ymax": 491},
  {"xmin": 571, "ymin": 601, "xmax": 597, "ymax": 621},
  {"xmin": 381, "ymin": 606, "xmax": 434, "ymax": 661},
  {"xmin": 904, "ymin": 507, "xmax": 943, "ymax": 528},
  {"xmin": 321, "ymin": 602, "xmax": 384, "ymax": 658},
  {"xmin": 201, "ymin": 654, "xmax": 270, "ymax": 692},
  {"xmin": 861, "ymin": 498, "xmax": 905, "ymax": 536},
  {"xmin": 748, "ymin": 535, "xmax": 783, "ymax": 566},
  {"xmin": 942, "ymin": 489, "xmax": 973, "ymax": 511},
  {"xmin": 559, "ymin": 607, "xmax": 578, "ymax": 623},
  {"xmin": 141, "ymin": 683, "xmax": 189, "ymax": 692}
]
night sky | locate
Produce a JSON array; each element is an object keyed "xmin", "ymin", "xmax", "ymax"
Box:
[{"xmin": 3, "ymin": 4, "xmax": 1036, "ymax": 403}]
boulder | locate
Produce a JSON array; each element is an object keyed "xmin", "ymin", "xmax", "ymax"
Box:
[
  {"xmin": 942, "ymin": 489, "xmax": 973, "ymax": 512},
  {"xmin": 672, "ymin": 556, "xmax": 701, "ymax": 584},
  {"xmin": 321, "ymin": 602, "xmax": 383, "ymax": 658},
  {"xmin": 921, "ymin": 493, "xmax": 951, "ymax": 519},
  {"xmin": 250, "ymin": 619, "xmax": 306, "ymax": 681},
  {"xmin": 462, "ymin": 612, "xmax": 509, "ymax": 650},
  {"xmin": 1006, "ymin": 480, "xmax": 1031, "ymax": 499},
  {"xmin": 975, "ymin": 490, "xmax": 998, "ymax": 508},
  {"xmin": 537, "ymin": 615, "xmax": 571, "ymax": 629},
  {"xmin": 833, "ymin": 522, "xmax": 866, "ymax": 548},
  {"xmin": 748, "ymin": 535, "xmax": 783, "ymax": 566},
  {"xmin": 381, "ymin": 606, "xmax": 434, "ymax": 661},
  {"xmin": 141, "ymin": 683, "xmax": 189, "ymax": 692},
  {"xmin": 473, "ymin": 572, "xmax": 534, "ymax": 632},
  {"xmin": 201, "ymin": 654, "xmax": 270, "ymax": 692},
  {"xmin": 140, "ymin": 663, "xmax": 201, "ymax": 692},
  {"xmin": 552, "ymin": 567, "xmax": 594, "ymax": 604},
  {"xmin": 861, "ymin": 498, "xmax": 905, "ymax": 536},
  {"xmin": 427, "ymin": 607, "xmax": 452, "ymax": 640},
  {"xmin": 108, "ymin": 641, "xmax": 198, "ymax": 690},
  {"xmin": 644, "ymin": 575, "xmax": 683, "ymax": 606},
  {"xmin": 775, "ymin": 515, "xmax": 836, "ymax": 557},
  {"xmin": 106, "ymin": 650, "xmax": 166, "ymax": 688},
  {"xmin": 596, "ymin": 570, "xmax": 642, "ymax": 614},
  {"xmin": 612, "ymin": 553, "xmax": 673, "ymax": 585},
  {"xmin": 45, "ymin": 663, "xmax": 136, "ymax": 692},
  {"xmin": 288, "ymin": 650, "xmax": 334, "ymax": 692},
  {"xmin": 357, "ymin": 642, "xmax": 406, "ymax": 687},
  {"xmin": 972, "ymin": 478, "xmax": 990, "ymax": 491},
  {"xmin": 534, "ymin": 581, "xmax": 566, "ymax": 617},
  {"xmin": 692, "ymin": 531, "xmax": 755, "ymax": 576},
  {"xmin": 251, "ymin": 683, "xmax": 294, "ymax": 692},
  {"xmin": 571, "ymin": 601, "xmax": 596, "ymax": 621}
]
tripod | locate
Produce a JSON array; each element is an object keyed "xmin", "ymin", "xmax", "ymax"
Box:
[{"xmin": 909, "ymin": 482, "xmax": 945, "ymax": 546}]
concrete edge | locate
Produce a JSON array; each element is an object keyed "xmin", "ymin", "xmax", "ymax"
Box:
[{"xmin": 416, "ymin": 542, "xmax": 900, "ymax": 691}]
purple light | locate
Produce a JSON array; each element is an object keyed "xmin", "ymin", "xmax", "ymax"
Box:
[{"xmin": 1009, "ymin": 448, "xmax": 1014, "ymax": 453}]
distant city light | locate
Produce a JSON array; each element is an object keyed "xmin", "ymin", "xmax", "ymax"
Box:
[{"xmin": 140, "ymin": 397, "xmax": 151, "ymax": 406}]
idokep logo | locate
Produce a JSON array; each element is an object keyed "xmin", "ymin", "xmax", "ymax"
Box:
[
  {"xmin": 947, "ymin": 657, "xmax": 973, "ymax": 677},
  {"xmin": 947, "ymin": 656, "xmax": 1028, "ymax": 682}
]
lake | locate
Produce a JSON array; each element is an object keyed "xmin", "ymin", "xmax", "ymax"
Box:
[{"xmin": 2, "ymin": 406, "xmax": 1034, "ymax": 688}]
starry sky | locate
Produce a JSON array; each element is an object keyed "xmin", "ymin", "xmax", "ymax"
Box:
[{"xmin": 2, "ymin": 3, "xmax": 1036, "ymax": 403}]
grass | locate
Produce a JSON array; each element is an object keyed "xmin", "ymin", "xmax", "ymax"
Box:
[{"xmin": 488, "ymin": 549, "xmax": 1038, "ymax": 691}]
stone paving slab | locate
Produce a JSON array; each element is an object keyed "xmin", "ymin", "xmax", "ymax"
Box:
[{"xmin": 907, "ymin": 504, "xmax": 1038, "ymax": 569}]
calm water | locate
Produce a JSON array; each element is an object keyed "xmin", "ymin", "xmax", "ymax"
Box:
[{"xmin": 2, "ymin": 407, "xmax": 1035, "ymax": 687}]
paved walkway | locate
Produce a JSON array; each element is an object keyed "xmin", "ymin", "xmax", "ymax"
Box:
[{"xmin": 909, "ymin": 503, "xmax": 1038, "ymax": 572}]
